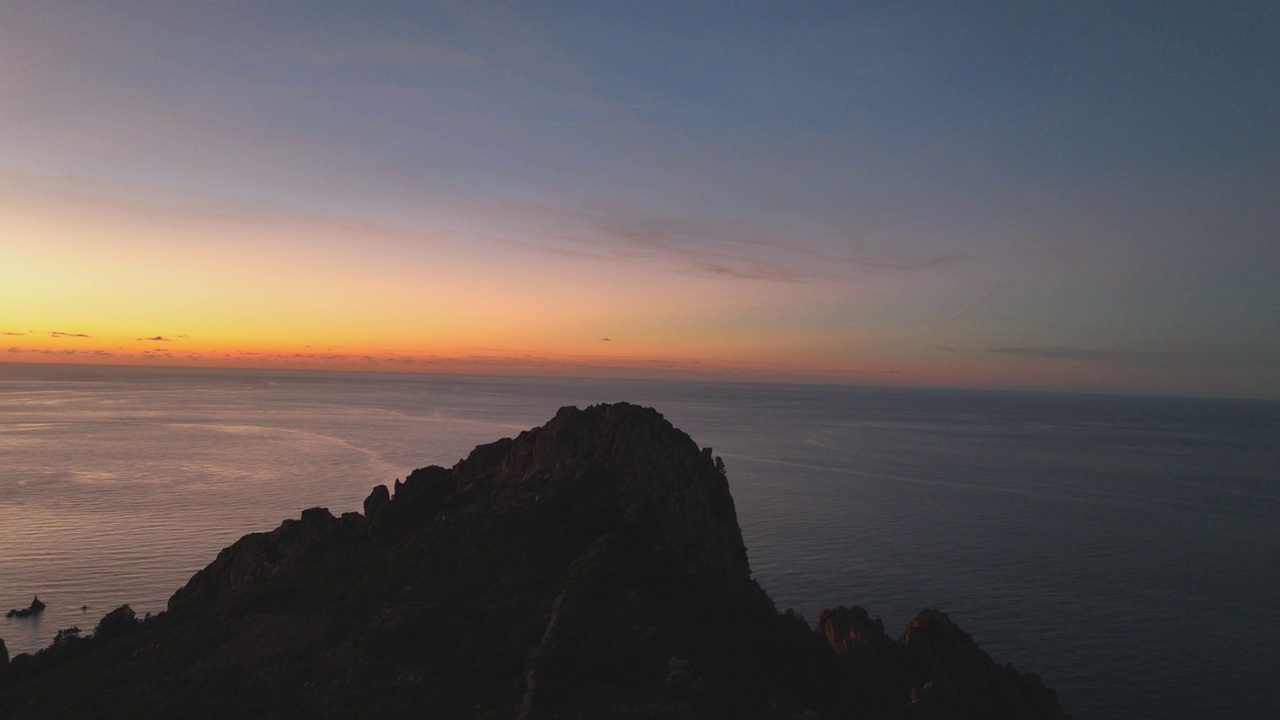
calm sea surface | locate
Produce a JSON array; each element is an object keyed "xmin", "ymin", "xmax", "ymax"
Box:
[{"xmin": 1, "ymin": 363, "xmax": 1277, "ymax": 718}]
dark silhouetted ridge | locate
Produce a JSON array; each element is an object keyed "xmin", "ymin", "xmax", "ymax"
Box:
[{"xmin": 0, "ymin": 402, "xmax": 1069, "ymax": 719}]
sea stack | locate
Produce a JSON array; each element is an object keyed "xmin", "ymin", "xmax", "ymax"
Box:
[
  {"xmin": 0, "ymin": 403, "xmax": 1070, "ymax": 718},
  {"xmin": 5, "ymin": 597, "xmax": 45, "ymax": 619}
]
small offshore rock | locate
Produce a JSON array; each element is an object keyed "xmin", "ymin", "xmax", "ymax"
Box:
[{"xmin": 5, "ymin": 596, "xmax": 46, "ymax": 618}]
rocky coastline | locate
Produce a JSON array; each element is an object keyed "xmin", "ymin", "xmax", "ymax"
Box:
[{"xmin": 0, "ymin": 403, "xmax": 1069, "ymax": 718}]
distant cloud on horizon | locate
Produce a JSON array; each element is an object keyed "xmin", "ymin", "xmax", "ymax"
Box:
[
  {"xmin": 137, "ymin": 336, "xmax": 172, "ymax": 341},
  {"xmin": 6, "ymin": 347, "xmax": 111, "ymax": 356},
  {"xmin": 988, "ymin": 343, "xmax": 1280, "ymax": 368},
  {"xmin": 2, "ymin": 332, "xmax": 25, "ymax": 336},
  {"xmin": 49, "ymin": 331, "xmax": 91, "ymax": 338},
  {"xmin": 987, "ymin": 346, "xmax": 1175, "ymax": 364}
]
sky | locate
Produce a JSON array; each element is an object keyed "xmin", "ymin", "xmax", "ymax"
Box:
[{"xmin": 1, "ymin": 1, "xmax": 1277, "ymax": 397}]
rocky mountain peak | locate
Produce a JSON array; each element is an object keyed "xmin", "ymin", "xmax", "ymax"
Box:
[
  {"xmin": 0, "ymin": 403, "xmax": 1070, "ymax": 719},
  {"xmin": 487, "ymin": 403, "xmax": 749, "ymax": 583}
]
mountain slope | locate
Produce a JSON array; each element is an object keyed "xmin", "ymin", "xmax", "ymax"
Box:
[{"xmin": 0, "ymin": 403, "xmax": 1068, "ymax": 719}]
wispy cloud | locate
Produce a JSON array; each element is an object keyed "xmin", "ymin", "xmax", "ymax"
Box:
[
  {"xmin": 278, "ymin": 37, "xmax": 485, "ymax": 72},
  {"xmin": 2, "ymin": 332, "xmax": 24, "ymax": 336},
  {"xmin": 987, "ymin": 343, "xmax": 1280, "ymax": 367},
  {"xmin": 137, "ymin": 336, "xmax": 171, "ymax": 342},
  {"xmin": 527, "ymin": 203, "xmax": 968, "ymax": 285},
  {"xmin": 849, "ymin": 252, "xmax": 963, "ymax": 271},
  {"xmin": 940, "ymin": 280, "xmax": 1012, "ymax": 324},
  {"xmin": 537, "ymin": 206, "xmax": 825, "ymax": 283},
  {"xmin": 49, "ymin": 331, "xmax": 90, "ymax": 338},
  {"xmin": 988, "ymin": 346, "xmax": 1177, "ymax": 364}
]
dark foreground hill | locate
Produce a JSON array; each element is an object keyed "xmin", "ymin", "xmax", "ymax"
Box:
[{"xmin": 0, "ymin": 403, "xmax": 1069, "ymax": 719}]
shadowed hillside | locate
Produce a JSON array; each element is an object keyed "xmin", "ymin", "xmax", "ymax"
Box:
[{"xmin": 0, "ymin": 403, "xmax": 1069, "ymax": 719}]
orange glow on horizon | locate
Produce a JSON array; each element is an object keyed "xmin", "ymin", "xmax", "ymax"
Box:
[{"xmin": 0, "ymin": 330, "xmax": 1049, "ymax": 391}]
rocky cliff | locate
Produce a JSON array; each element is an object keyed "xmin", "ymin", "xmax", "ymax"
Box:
[{"xmin": 0, "ymin": 403, "xmax": 1069, "ymax": 719}]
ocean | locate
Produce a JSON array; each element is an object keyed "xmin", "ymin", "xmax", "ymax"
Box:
[{"xmin": 1, "ymin": 363, "xmax": 1276, "ymax": 718}]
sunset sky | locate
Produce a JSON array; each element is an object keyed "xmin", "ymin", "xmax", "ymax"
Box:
[{"xmin": 2, "ymin": 2, "xmax": 1277, "ymax": 397}]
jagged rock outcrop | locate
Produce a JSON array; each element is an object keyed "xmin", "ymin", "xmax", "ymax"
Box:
[
  {"xmin": 818, "ymin": 607, "xmax": 1068, "ymax": 719},
  {"xmin": 445, "ymin": 403, "xmax": 752, "ymax": 587},
  {"xmin": 900, "ymin": 610, "xmax": 1065, "ymax": 719},
  {"xmin": 0, "ymin": 403, "xmax": 1070, "ymax": 719},
  {"xmin": 5, "ymin": 597, "xmax": 45, "ymax": 618},
  {"xmin": 169, "ymin": 507, "xmax": 365, "ymax": 612}
]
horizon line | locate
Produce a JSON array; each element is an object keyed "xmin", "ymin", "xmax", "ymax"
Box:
[{"xmin": 2, "ymin": 358, "xmax": 1274, "ymax": 404}]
